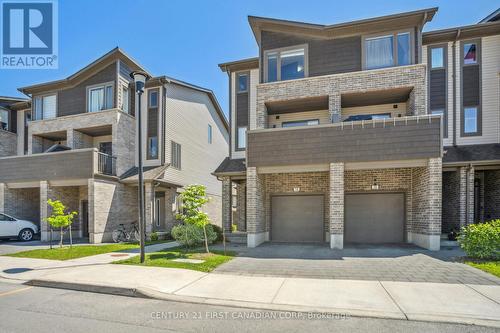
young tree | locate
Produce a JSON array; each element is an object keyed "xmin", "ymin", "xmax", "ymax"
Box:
[
  {"xmin": 176, "ymin": 184, "xmax": 212, "ymax": 253},
  {"xmin": 45, "ymin": 199, "xmax": 78, "ymax": 248}
]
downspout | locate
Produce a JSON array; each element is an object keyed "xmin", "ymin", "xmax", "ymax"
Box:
[{"xmin": 452, "ymin": 29, "xmax": 461, "ymax": 147}]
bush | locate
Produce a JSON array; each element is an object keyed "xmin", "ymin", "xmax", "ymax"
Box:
[
  {"xmin": 231, "ymin": 224, "xmax": 237, "ymax": 232},
  {"xmin": 150, "ymin": 232, "xmax": 159, "ymax": 242},
  {"xmin": 210, "ymin": 224, "xmax": 224, "ymax": 242},
  {"xmin": 457, "ymin": 220, "xmax": 500, "ymax": 260},
  {"xmin": 171, "ymin": 224, "xmax": 217, "ymax": 247}
]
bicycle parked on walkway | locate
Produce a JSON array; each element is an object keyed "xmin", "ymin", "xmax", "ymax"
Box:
[{"xmin": 111, "ymin": 222, "xmax": 140, "ymax": 243}]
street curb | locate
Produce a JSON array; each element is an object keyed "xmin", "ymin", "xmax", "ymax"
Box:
[{"xmin": 26, "ymin": 278, "xmax": 500, "ymax": 328}]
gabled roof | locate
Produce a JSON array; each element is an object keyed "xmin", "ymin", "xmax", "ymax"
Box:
[
  {"xmin": 479, "ymin": 8, "xmax": 500, "ymax": 23},
  {"xmin": 248, "ymin": 7, "xmax": 438, "ymax": 44},
  {"xmin": 18, "ymin": 47, "xmax": 149, "ymax": 95},
  {"xmin": 0, "ymin": 96, "xmax": 30, "ymax": 111},
  {"xmin": 213, "ymin": 157, "xmax": 246, "ymax": 176},
  {"xmin": 219, "ymin": 57, "xmax": 259, "ymax": 73},
  {"xmin": 423, "ymin": 20, "xmax": 500, "ymax": 44}
]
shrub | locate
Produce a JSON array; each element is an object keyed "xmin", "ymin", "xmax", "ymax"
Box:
[
  {"xmin": 210, "ymin": 224, "xmax": 224, "ymax": 242},
  {"xmin": 150, "ymin": 232, "xmax": 159, "ymax": 242},
  {"xmin": 457, "ymin": 220, "xmax": 500, "ymax": 260},
  {"xmin": 171, "ymin": 224, "xmax": 217, "ymax": 247},
  {"xmin": 231, "ymin": 224, "xmax": 237, "ymax": 232}
]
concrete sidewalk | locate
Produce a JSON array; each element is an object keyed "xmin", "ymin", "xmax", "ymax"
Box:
[{"xmin": 0, "ymin": 253, "xmax": 499, "ymax": 328}]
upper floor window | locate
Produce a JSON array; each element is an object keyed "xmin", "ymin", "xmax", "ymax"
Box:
[
  {"xmin": 122, "ymin": 86, "xmax": 129, "ymax": 114},
  {"xmin": 237, "ymin": 126, "xmax": 246, "ymax": 149},
  {"xmin": 364, "ymin": 31, "xmax": 412, "ymax": 70},
  {"xmin": 33, "ymin": 94, "xmax": 56, "ymax": 120},
  {"xmin": 171, "ymin": 141, "xmax": 181, "ymax": 169},
  {"xmin": 282, "ymin": 119, "xmax": 319, "ymax": 128},
  {"xmin": 464, "ymin": 107, "xmax": 478, "ymax": 134},
  {"xmin": 0, "ymin": 109, "xmax": 9, "ymax": 131},
  {"xmin": 463, "ymin": 43, "xmax": 477, "ymax": 65},
  {"xmin": 208, "ymin": 124, "xmax": 212, "ymax": 144},
  {"xmin": 148, "ymin": 137, "xmax": 158, "ymax": 159},
  {"xmin": 237, "ymin": 73, "xmax": 248, "ymax": 92},
  {"xmin": 88, "ymin": 84, "xmax": 113, "ymax": 112},
  {"xmin": 264, "ymin": 46, "xmax": 306, "ymax": 82},
  {"xmin": 431, "ymin": 47, "xmax": 445, "ymax": 69},
  {"xmin": 149, "ymin": 90, "xmax": 158, "ymax": 108}
]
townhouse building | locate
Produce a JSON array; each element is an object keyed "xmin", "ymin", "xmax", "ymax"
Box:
[
  {"xmin": 214, "ymin": 8, "xmax": 500, "ymax": 250},
  {"xmin": 0, "ymin": 48, "xmax": 229, "ymax": 243}
]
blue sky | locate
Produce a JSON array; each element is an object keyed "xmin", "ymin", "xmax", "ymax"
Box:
[{"xmin": 1, "ymin": 0, "xmax": 498, "ymax": 117}]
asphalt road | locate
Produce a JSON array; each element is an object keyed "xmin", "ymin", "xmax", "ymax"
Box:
[{"xmin": 0, "ymin": 279, "xmax": 497, "ymax": 333}]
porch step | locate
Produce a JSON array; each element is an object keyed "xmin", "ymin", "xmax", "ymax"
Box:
[{"xmin": 226, "ymin": 232, "xmax": 247, "ymax": 244}]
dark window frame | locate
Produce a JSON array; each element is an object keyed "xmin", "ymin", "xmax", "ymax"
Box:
[
  {"xmin": 263, "ymin": 44, "xmax": 309, "ymax": 83},
  {"xmin": 460, "ymin": 38, "xmax": 482, "ymax": 137},
  {"xmin": 361, "ymin": 29, "xmax": 415, "ymax": 70},
  {"xmin": 237, "ymin": 73, "xmax": 248, "ymax": 93}
]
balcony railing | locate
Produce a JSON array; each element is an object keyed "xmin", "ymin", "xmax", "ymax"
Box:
[
  {"xmin": 97, "ymin": 152, "xmax": 117, "ymax": 176},
  {"xmin": 247, "ymin": 115, "xmax": 443, "ymax": 167}
]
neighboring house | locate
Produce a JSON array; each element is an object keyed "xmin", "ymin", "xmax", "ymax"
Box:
[
  {"xmin": 0, "ymin": 97, "xmax": 30, "ymax": 157},
  {"xmin": 0, "ymin": 48, "xmax": 229, "ymax": 243},
  {"xmin": 214, "ymin": 7, "xmax": 500, "ymax": 250}
]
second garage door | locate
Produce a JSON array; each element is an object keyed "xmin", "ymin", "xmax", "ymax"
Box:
[
  {"xmin": 345, "ymin": 193, "xmax": 405, "ymax": 244},
  {"xmin": 271, "ymin": 195, "xmax": 324, "ymax": 243}
]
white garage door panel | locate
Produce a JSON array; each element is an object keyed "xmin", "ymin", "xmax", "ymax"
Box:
[
  {"xmin": 345, "ymin": 193, "xmax": 404, "ymax": 244},
  {"xmin": 271, "ymin": 195, "xmax": 324, "ymax": 243}
]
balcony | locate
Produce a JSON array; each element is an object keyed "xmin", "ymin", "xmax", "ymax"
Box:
[
  {"xmin": 247, "ymin": 115, "xmax": 442, "ymax": 168},
  {"xmin": 0, "ymin": 148, "xmax": 117, "ymax": 184}
]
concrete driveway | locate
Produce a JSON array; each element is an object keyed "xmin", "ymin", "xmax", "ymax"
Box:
[{"xmin": 214, "ymin": 243, "xmax": 500, "ymax": 285}]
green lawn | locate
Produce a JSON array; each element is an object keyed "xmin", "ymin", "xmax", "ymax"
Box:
[
  {"xmin": 114, "ymin": 247, "xmax": 235, "ymax": 272},
  {"xmin": 4, "ymin": 241, "xmax": 172, "ymax": 261},
  {"xmin": 465, "ymin": 261, "xmax": 500, "ymax": 278}
]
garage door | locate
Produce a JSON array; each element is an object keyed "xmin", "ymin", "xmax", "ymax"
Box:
[
  {"xmin": 345, "ymin": 193, "xmax": 404, "ymax": 244},
  {"xmin": 271, "ymin": 195, "xmax": 324, "ymax": 243}
]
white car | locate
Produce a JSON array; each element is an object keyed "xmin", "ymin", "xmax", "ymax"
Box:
[{"xmin": 0, "ymin": 213, "xmax": 38, "ymax": 241}]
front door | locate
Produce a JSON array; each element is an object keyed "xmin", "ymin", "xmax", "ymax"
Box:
[{"xmin": 81, "ymin": 201, "xmax": 89, "ymax": 238}]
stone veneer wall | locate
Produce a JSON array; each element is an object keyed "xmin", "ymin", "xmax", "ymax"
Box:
[
  {"xmin": 1, "ymin": 187, "xmax": 39, "ymax": 225},
  {"xmin": 0, "ymin": 130, "xmax": 17, "ymax": 157},
  {"xmin": 48, "ymin": 186, "xmax": 81, "ymax": 231},
  {"xmin": 235, "ymin": 181, "xmax": 246, "ymax": 231},
  {"xmin": 264, "ymin": 172, "xmax": 330, "ymax": 237},
  {"xmin": 256, "ymin": 64, "xmax": 427, "ymax": 129},
  {"xmin": 442, "ymin": 171, "xmax": 461, "ymax": 233},
  {"xmin": 221, "ymin": 177, "xmax": 232, "ymax": 233},
  {"xmin": 89, "ymin": 178, "xmax": 137, "ymax": 243},
  {"xmin": 246, "ymin": 167, "xmax": 266, "ymax": 234},
  {"xmin": 345, "ymin": 167, "xmax": 413, "ymax": 233},
  {"xmin": 484, "ymin": 170, "xmax": 500, "ymax": 220}
]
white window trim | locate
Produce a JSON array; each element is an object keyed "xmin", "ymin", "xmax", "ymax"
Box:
[
  {"xmin": 149, "ymin": 90, "xmax": 159, "ymax": 108},
  {"xmin": 208, "ymin": 124, "xmax": 213, "ymax": 144},
  {"xmin": 362, "ymin": 29, "xmax": 415, "ymax": 70},
  {"xmin": 236, "ymin": 73, "xmax": 248, "ymax": 93},
  {"xmin": 237, "ymin": 126, "xmax": 247, "ymax": 149},
  {"xmin": 263, "ymin": 44, "xmax": 309, "ymax": 83},
  {"xmin": 121, "ymin": 84, "xmax": 130, "ymax": 114},
  {"xmin": 86, "ymin": 81, "xmax": 114, "ymax": 113},
  {"xmin": 33, "ymin": 93, "xmax": 57, "ymax": 120}
]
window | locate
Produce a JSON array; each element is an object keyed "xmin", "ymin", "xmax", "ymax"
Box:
[
  {"xmin": 88, "ymin": 84, "xmax": 113, "ymax": 112},
  {"xmin": 463, "ymin": 43, "xmax": 477, "ymax": 65},
  {"xmin": 33, "ymin": 94, "xmax": 56, "ymax": 120},
  {"xmin": 282, "ymin": 119, "xmax": 319, "ymax": 127},
  {"xmin": 397, "ymin": 32, "xmax": 411, "ymax": 66},
  {"xmin": 171, "ymin": 141, "xmax": 181, "ymax": 169},
  {"xmin": 237, "ymin": 126, "xmax": 246, "ymax": 149},
  {"xmin": 148, "ymin": 137, "xmax": 158, "ymax": 159},
  {"xmin": 237, "ymin": 73, "xmax": 248, "ymax": 92},
  {"xmin": 265, "ymin": 46, "xmax": 306, "ymax": 82},
  {"xmin": 0, "ymin": 109, "xmax": 9, "ymax": 131},
  {"xmin": 149, "ymin": 90, "xmax": 158, "ymax": 108},
  {"xmin": 122, "ymin": 86, "xmax": 129, "ymax": 114},
  {"xmin": 464, "ymin": 107, "xmax": 478, "ymax": 134},
  {"xmin": 364, "ymin": 31, "xmax": 412, "ymax": 69},
  {"xmin": 208, "ymin": 124, "xmax": 212, "ymax": 144},
  {"xmin": 431, "ymin": 47, "xmax": 444, "ymax": 69}
]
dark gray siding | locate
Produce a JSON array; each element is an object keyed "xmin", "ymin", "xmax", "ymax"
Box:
[
  {"xmin": 0, "ymin": 150, "xmax": 95, "ymax": 182},
  {"xmin": 429, "ymin": 70, "xmax": 446, "ymax": 109},
  {"xmin": 247, "ymin": 118, "xmax": 441, "ymax": 167},
  {"xmin": 462, "ymin": 66, "xmax": 480, "ymax": 106},
  {"xmin": 236, "ymin": 92, "xmax": 248, "ymax": 127},
  {"xmin": 54, "ymin": 63, "xmax": 117, "ymax": 117},
  {"xmin": 260, "ymin": 31, "xmax": 361, "ymax": 82}
]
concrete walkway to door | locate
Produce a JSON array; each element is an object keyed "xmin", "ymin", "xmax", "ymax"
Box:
[{"xmin": 213, "ymin": 243, "xmax": 500, "ymax": 285}]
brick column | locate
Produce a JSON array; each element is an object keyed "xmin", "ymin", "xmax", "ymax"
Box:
[
  {"xmin": 236, "ymin": 181, "xmax": 246, "ymax": 231},
  {"xmin": 66, "ymin": 129, "xmax": 75, "ymax": 149},
  {"xmin": 144, "ymin": 182, "xmax": 154, "ymax": 236},
  {"xmin": 329, "ymin": 93, "xmax": 341, "ymax": 123},
  {"xmin": 40, "ymin": 181, "xmax": 49, "ymax": 241},
  {"xmin": 428, "ymin": 158, "xmax": 442, "ymax": 237},
  {"xmin": 329, "ymin": 162, "xmax": 344, "ymax": 249},
  {"xmin": 0, "ymin": 183, "xmax": 5, "ymax": 213},
  {"xmin": 246, "ymin": 167, "xmax": 266, "ymax": 247},
  {"xmin": 221, "ymin": 177, "xmax": 232, "ymax": 233}
]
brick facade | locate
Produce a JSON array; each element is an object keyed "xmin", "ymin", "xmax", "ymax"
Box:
[
  {"xmin": 256, "ymin": 64, "xmax": 427, "ymax": 129},
  {"xmin": 221, "ymin": 177, "xmax": 232, "ymax": 233},
  {"xmin": 484, "ymin": 170, "xmax": 500, "ymax": 220},
  {"xmin": 442, "ymin": 171, "xmax": 461, "ymax": 232},
  {"xmin": 235, "ymin": 181, "xmax": 246, "ymax": 231},
  {"xmin": 0, "ymin": 130, "xmax": 17, "ymax": 157}
]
